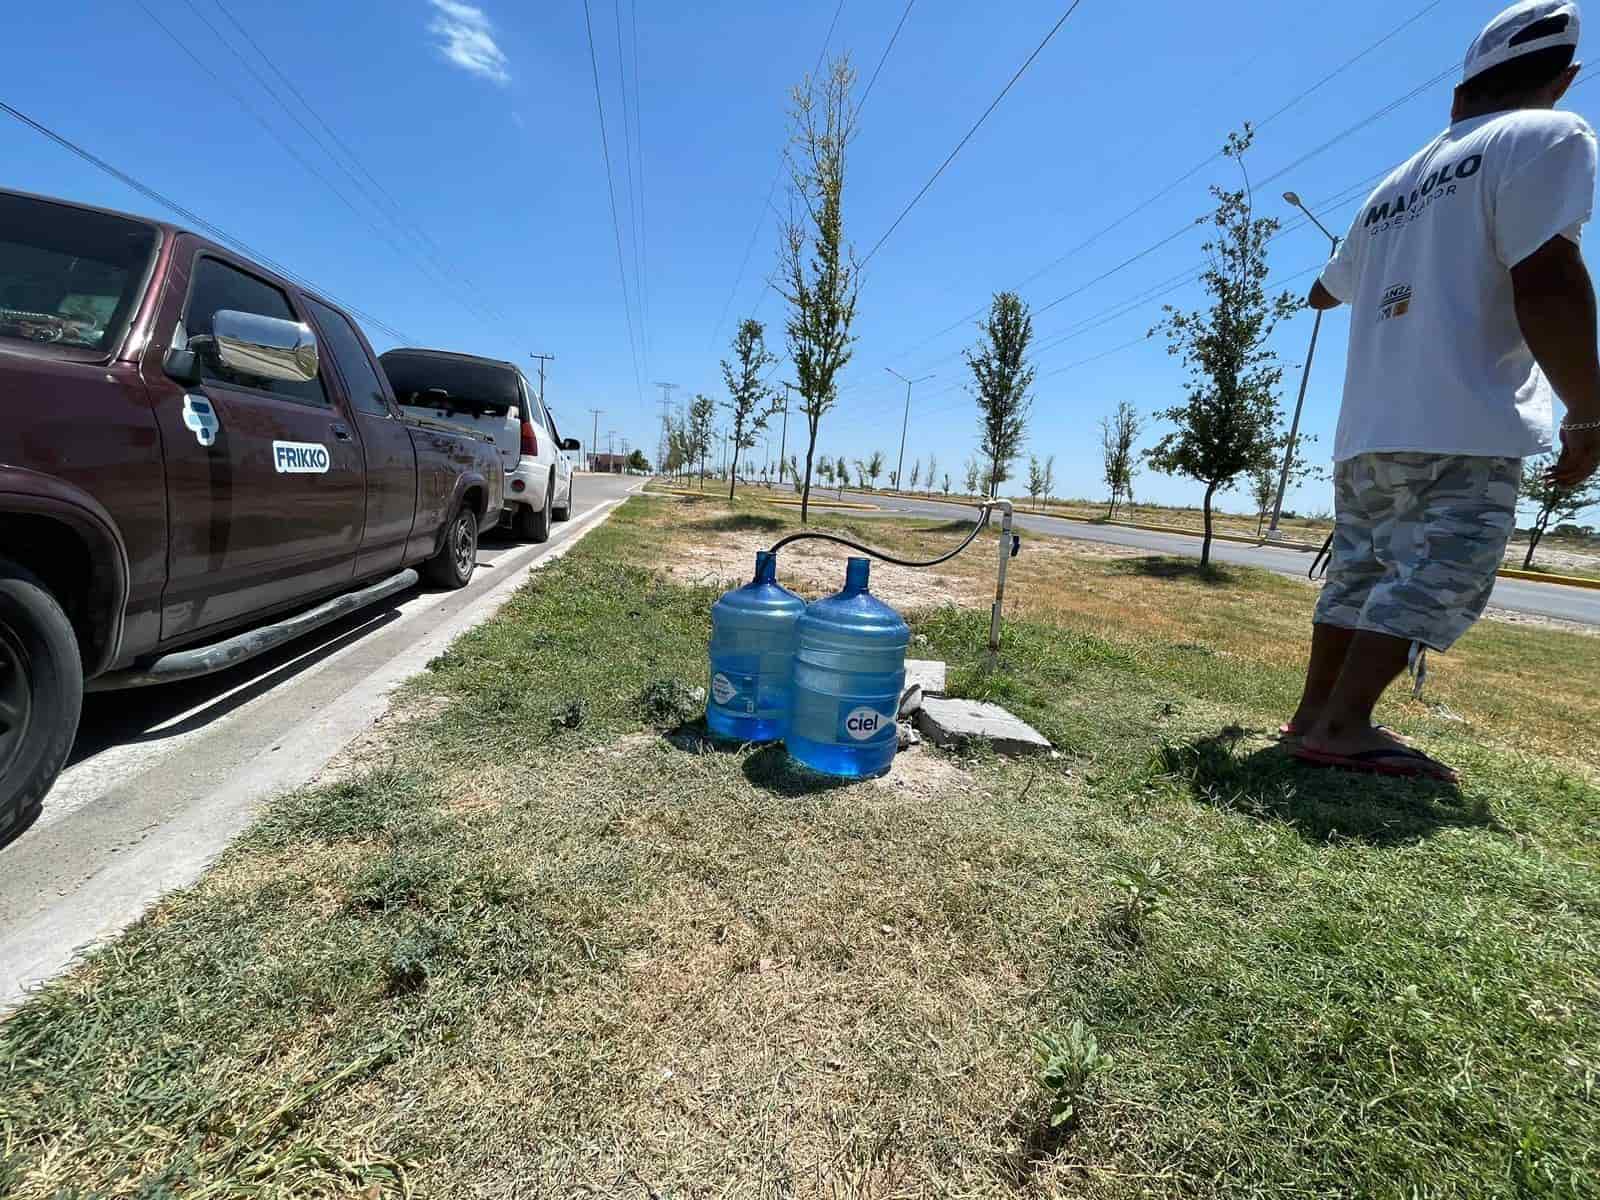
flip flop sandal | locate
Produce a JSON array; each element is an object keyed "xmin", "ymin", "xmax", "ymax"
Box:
[{"xmin": 1291, "ymin": 744, "xmax": 1459, "ymax": 784}]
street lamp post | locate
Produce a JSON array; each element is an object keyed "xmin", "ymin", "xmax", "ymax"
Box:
[
  {"xmin": 885, "ymin": 368, "xmax": 934, "ymax": 493},
  {"xmin": 1269, "ymin": 191, "xmax": 1340, "ymax": 539}
]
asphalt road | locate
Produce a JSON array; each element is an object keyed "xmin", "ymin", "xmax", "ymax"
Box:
[
  {"xmin": 830, "ymin": 491, "xmax": 1600, "ymax": 626},
  {"xmin": 0, "ymin": 472, "xmax": 638, "ymax": 1009}
]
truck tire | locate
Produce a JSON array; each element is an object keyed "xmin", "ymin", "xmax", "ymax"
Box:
[
  {"xmin": 0, "ymin": 563, "xmax": 83, "ymax": 844},
  {"xmin": 514, "ymin": 477, "xmax": 553, "ymax": 543},
  {"xmin": 424, "ymin": 503, "xmax": 479, "ymax": 590},
  {"xmin": 554, "ymin": 472, "xmax": 573, "ymax": 522}
]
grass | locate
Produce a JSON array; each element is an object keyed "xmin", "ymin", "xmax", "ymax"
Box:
[{"xmin": 2, "ymin": 495, "xmax": 1597, "ymax": 1197}]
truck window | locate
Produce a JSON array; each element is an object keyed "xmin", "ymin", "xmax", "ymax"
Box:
[
  {"xmin": 0, "ymin": 193, "xmax": 157, "ymax": 357},
  {"xmin": 304, "ymin": 296, "xmax": 391, "ymax": 417},
  {"xmin": 183, "ymin": 256, "xmax": 327, "ymax": 407}
]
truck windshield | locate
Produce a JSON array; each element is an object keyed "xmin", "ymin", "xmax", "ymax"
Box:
[
  {"xmin": 379, "ymin": 351, "xmax": 523, "ymax": 419},
  {"xmin": 0, "ymin": 194, "xmax": 158, "ymax": 356}
]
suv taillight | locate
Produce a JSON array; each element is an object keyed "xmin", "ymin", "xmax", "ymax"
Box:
[{"xmin": 520, "ymin": 420, "xmax": 538, "ymax": 457}]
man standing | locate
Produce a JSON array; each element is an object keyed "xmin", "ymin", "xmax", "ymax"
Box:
[{"xmin": 1289, "ymin": 0, "xmax": 1600, "ymax": 781}]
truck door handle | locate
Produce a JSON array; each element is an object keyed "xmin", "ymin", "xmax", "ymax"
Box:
[{"xmin": 331, "ymin": 422, "xmax": 353, "ymax": 442}]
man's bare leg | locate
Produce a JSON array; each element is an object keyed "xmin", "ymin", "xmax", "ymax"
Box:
[
  {"xmin": 1288, "ymin": 622, "xmax": 1358, "ymax": 733},
  {"xmin": 1300, "ymin": 630, "xmax": 1415, "ymax": 756}
]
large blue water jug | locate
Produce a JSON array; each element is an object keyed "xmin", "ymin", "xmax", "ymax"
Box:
[
  {"xmin": 787, "ymin": 557, "xmax": 910, "ymax": 778},
  {"xmin": 706, "ymin": 551, "xmax": 806, "ymax": 743}
]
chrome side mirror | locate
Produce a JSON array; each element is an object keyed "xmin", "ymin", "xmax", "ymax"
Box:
[{"xmin": 201, "ymin": 309, "xmax": 319, "ymax": 383}]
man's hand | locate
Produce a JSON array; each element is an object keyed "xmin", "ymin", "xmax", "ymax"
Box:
[{"xmin": 1550, "ymin": 424, "xmax": 1600, "ymax": 487}]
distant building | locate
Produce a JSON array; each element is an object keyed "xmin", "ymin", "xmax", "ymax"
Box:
[{"xmin": 588, "ymin": 453, "xmax": 626, "ymax": 473}]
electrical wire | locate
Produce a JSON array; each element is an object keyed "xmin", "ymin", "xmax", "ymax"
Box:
[
  {"xmin": 0, "ymin": 97, "xmax": 411, "ymax": 342},
  {"xmin": 632, "ymin": 0, "xmax": 651, "ymax": 362},
  {"xmin": 859, "ymin": 0, "xmax": 1089, "ymax": 268},
  {"xmin": 768, "ymin": 507, "xmax": 993, "ymax": 565},
  {"xmin": 614, "ymin": 0, "xmax": 647, "ymax": 370},
  {"xmin": 582, "ymin": 0, "xmax": 645, "ymax": 404},
  {"xmin": 858, "ymin": 0, "xmax": 917, "ymax": 112}
]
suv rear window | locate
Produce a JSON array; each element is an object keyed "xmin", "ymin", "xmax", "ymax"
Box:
[
  {"xmin": 0, "ymin": 193, "xmax": 158, "ymax": 356},
  {"xmin": 379, "ymin": 351, "xmax": 524, "ymax": 419}
]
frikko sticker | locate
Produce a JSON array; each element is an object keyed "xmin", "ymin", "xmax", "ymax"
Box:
[{"xmin": 272, "ymin": 441, "xmax": 331, "ymax": 474}]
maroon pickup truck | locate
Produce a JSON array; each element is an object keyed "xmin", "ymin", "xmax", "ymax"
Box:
[{"xmin": 0, "ymin": 188, "xmax": 504, "ymax": 840}]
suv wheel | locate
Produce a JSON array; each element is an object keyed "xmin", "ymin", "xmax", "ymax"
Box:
[
  {"xmin": 514, "ymin": 478, "xmax": 553, "ymax": 543},
  {"xmin": 554, "ymin": 471, "xmax": 573, "ymax": 522},
  {"xmin": 425, "ymin": 503, "xmax": 479, "ymax": 589},
  {"xmin": 0, "ymin": 562, "xmax": 83, "ymax": 845}
]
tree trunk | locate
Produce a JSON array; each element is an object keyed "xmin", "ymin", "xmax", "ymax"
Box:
[
  {"xmin": 727, "ymin": 420, "xmax": 741, "ymax": 502},
  {"xmin": 800, "ymin": 431, "xmax": 817, "ymax": 526},
  {"xmin": 1524, "ymin": 522, "xmax": 1545, "ymax": 569},
  {"xmin": 1201, "ymin": 480, "xmax": 1218, "ymax": 569},
  {"xmin": 1107, "ymin": 495, "xmax": 1115, "ymax": 520}
]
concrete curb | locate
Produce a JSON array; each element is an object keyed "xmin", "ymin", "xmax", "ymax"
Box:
[
  {"xmin": 0, "ymin": 489, "xmax": 636, "ymax": 1012},
  {"xmin": 764, "ymin": 497, "xmax": 880, "ymax": 511},
  {"xmin": 1494, "ymin": 565, "xmax": 1600, "ymax": 589}
]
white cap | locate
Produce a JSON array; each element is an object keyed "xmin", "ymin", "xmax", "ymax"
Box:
[{"xmin": 1464, "ymin": 1, "xmax": 1581, "ymax": 83}]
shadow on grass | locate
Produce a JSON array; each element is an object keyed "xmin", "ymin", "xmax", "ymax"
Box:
[
  {"xmin": 1157, "ymin": 726, "xmax": 1504, "ymax": 846},
  {"xmin": 688, "ymin": 513, "xmax": 787, "ymax": 535},
  {"xmin": 1107, "ymin": 556, "xmax": 1236, "ymax": 586},
  {"xmin": 740, "ymin": 744, "xmax": 857, "ymax": 798}
]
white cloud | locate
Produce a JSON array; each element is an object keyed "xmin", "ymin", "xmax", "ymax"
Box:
[{"xmin": 427, "ymin": 0, "xmax": 511, "ymax": 86}]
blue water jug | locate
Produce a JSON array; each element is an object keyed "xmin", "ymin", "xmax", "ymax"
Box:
[
  {"xmin": 787, "ymin": 557, "xmax": 910, "ymax": 778},
  {"xmin": 706, "ymin": 550, "xmax": 806, "ymax": 743}
]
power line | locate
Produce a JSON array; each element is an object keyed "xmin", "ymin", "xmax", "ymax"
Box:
[
  {"xmin": 631, "ymin": 0, "xmax": 650, "ymax": 364},
  {"xmin": 614, "ymin": 0, "xmax": 647, "ymax": 370},
  {"xmin": 706, "ymin": 0, "xmax": 846, "ymax": 352},
  {"xmin": 582, "ymin": 0, "xmax": 645, "ymax": 404},
  {"xmin": 858, "ymin": 0, "xmax": 917, "ymax": 111},
  {"xmin": 0, "ymin": 98, "xmax": 411, "ymax": 342},
  {"xmin": 209, "ymin": 0, "xmax": 509, "ymax": 327},
  {"xmin": 859, "ymin": 0, "xmax": 1090, "ymax": 267}
]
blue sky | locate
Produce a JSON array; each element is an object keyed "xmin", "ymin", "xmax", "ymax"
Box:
[{"xmin": 6, "ymin": 0, "xmax": 1595, "ymax": 513}]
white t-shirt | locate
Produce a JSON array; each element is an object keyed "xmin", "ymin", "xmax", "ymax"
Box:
[{"xmin": 1319, "ymin": 108, "xmax": 1597, "ymax": 461}]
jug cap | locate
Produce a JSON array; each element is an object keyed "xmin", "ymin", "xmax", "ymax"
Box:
[
  {"xmin": 844, "ymin": 557, "xmax": 870, "ymax": 594},
  {"xmin": 752, "ymin": 550, "xmax": 777, "ymax": 585}
]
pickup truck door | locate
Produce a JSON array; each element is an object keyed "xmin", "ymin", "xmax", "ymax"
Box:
[
  {"xmin": 144, "ymin": 244, "xmax": 363, "ymax": 642},
  {"xmin": 302, "ymin": 295, "xmax": 418, "ymax": 579}
]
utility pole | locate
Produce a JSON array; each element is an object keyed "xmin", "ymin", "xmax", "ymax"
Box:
[
  {"xmin": 588, "ymin": 408, "xmax": 603, "ymax": 473},
  {"xmin": 607, "ymin": 429, "xmax": 618, "ymax": 472},
  {"xmin": 529, "ymin": 352, "xmax": 555, "ymax": 409},
  {"xmin": 778, "ymin": 381, "xmax": 796, "ymax": 482},
  {"xmin": 653, "ymin": 381, "xmax": 678, "ymax": 472},
  {"xmin": 885, "ymin": 368, "xmax": 934, "ymax": 493}
]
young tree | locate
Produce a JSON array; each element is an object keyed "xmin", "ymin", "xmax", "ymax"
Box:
[
  {"xmin": 853, "ymin": 458, "xmax": 868, "ymax": 489},
  {"xmin": 835, "ymin": 456, "xmax": 848, "ymax": 497},
  {"xmin": 965, "ymin": 291, "xmax": 1035, "ymax": 496},
  {"xmin": 888, "ymin": 468, "xmax": 900, "ymax": 490},
  {"xmin": 818, "ymin": 457, "xmax": 834, "ymax": 490},
  {"xmin": 866, "ymin": 449, "xmax": 885, "ymax": 489},
  {"xmin": 925, "ymin": 453, "xmax": 938, "ymax": 496},
  {"xmin": 1041, "ymin": 454, "xmax": 1055, "ymax": 507},
  {"xmin": 777, "ymin": 55, "xmax": 860, "ymax": 525},
  {"xmin": 688, "ymin": 392, "xmax": 716, "ymax": 489},
  {"xmin": 963, "ymin": 456, "xmax": 981, "ymax": 495},
  {"xmin": 1100, "ymin": 400, "xmax": 1141, "ymax": 518},
  {"xmin": 909, "ymin": 459, "xmax": 921, "ymax": 491},
  {"xmin": 1249, "ymin": 463, "xmax": 1277, "ymax": 535},
  {"xmin": 1026, "ymin": 455, "xmax": 1046, "ymax": 510},
  {"xmin": 788, "ymin": 454, "xmax": 802, "ymax": 493},
  {"xmin": 721, "ymin": 318, "xmax": 779, "ymax": 500},
  {"xmin": 1520, "ymin": 456, "xmax": 1600, "ymax": 568},
  {"xmin": 942, "ymin": 472, "xmax": 952, "ymax": 496},
  {"xmin": 626, "ymin": 448, "xmax": 649, "ymax": 473},
  {"xmin": 1145, "ymin": 126, "xmax": 1297, "ymax": 568}
]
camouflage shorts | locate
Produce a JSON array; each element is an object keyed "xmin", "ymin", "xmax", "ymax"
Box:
[{"xmin": 1315, "ymin": 453, "xmax": 1519, "ymax": 651}]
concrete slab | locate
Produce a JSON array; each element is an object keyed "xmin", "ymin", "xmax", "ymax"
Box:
[
  {"xmin": 915, "ymin": 697, "xmax": 1052, "ymax": 756},
  {"xmin": 903, "ymin": 659, "xmax": 947, "ymax": 696}
]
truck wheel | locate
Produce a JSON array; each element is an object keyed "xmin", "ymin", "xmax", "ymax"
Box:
[
  {"xmin": 515, "ymin": 478, "xmax": 553, "ymax": 543},
  {"xmin": 0, "ymin": 563, "xmax": 83, "ymax": 844},
  {"xmin": 554, "ymin": 472, "xmax": 573, "ymax": 522},
  {"xmin": 425, "ymin": 503, "xmax": 479, "ymax": 589}
]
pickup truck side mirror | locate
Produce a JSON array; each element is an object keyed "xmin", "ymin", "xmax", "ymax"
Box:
[
  {"xmin": 560, "ymin": 437, "xmax": 580, "ymax": 451},
  {"xmin": 186, "ymin": 310, "xmax": 320, "ymax": 385}
]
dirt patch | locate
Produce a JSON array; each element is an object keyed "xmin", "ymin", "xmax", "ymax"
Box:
[
  {"xmin": 312, "ymin": 693, "xmax": 452, "ymax": 785},
  {"xmin": 871, "ymin": 742, "xmax": 974, "ymax": 802}
]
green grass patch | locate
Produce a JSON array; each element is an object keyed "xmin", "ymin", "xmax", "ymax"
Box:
[{"xmin": 2, "ymin": 496, "xmax": 1596, "ymax": 1196}]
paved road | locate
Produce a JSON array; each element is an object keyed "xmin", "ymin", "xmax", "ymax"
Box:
[
  {"xmin": 0, "ymin": 472, "xmax": 637, "ymax": 1009},
  {"xmin": 827, "ymin": 491, "xmax": 1600, "ymax": 626}
]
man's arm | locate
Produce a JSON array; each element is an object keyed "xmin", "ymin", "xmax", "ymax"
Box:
[
  {"xmin": 1511, "ymin": 234, "xmax": 1600, "ymax": 486},
  {"xmin": 1306, "ymin": 280, "xmax": 1343, "ymax": 311}
]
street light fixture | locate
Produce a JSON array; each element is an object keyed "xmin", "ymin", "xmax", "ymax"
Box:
[
  {"xmin": 1267, "ymin": 191, "xmax": 1341, "ymax": 539},
  {"xmin": 885, "ymin": 367, "xmax": 934, "ymax": 493}
]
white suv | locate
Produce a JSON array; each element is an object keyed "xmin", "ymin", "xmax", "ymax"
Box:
[{"xmin": 380, "ymin": 349, "xmax": 576, "ymax": 542}]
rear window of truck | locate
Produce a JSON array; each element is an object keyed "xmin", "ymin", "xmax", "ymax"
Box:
[
  {"xmin": 0, "ymin": 194, "xmax": 158, "ymax": 357},
  {"xmin": 379, "ymin": 351, "xmax": 524, "ymax": 419}
]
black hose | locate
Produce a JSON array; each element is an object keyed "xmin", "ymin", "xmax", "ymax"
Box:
[
  {"xmin": 767, "ymin": 507, "xmax": 994, "ymax": 567},
  {"xmin": 1310, "ymin": 532, "xmax": 1334, "ymax": 580}
]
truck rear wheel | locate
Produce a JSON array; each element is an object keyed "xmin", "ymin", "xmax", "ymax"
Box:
[
  {"xmin": 0, "ymin": 563, "xmax": 83, "ymax": 844},
  {"xmin": 424, "ymin": 503, "xmax": 479, "ymax": 589},
  {"xmin": 514, "ymin": 477, "xmax": 553, "ymax": 543}
]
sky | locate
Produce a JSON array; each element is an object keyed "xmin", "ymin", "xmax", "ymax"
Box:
[{"xmin": 6, "ymin": 0, "xmax": 1597, "ymax": 515}]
